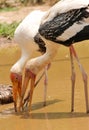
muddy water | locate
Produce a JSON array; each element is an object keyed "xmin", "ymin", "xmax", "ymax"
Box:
[{"xmin": 0, "ymin": 41, "xmax": 89, "ymax": 130}]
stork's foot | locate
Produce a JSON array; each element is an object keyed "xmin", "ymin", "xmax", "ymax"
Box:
[
  {"xmin": 71, "ymin": 108, "xmax": 74, "ymax": 113},
  {"xmin": 43, "ymin": 101, "xmax": 46, "ymax": 106},
  {"xmin": 86, "ymin": 110, "xmax": 89, "ymax": 114}
]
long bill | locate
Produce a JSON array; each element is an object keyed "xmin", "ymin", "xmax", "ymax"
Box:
[
  {"xmin": 23, "ymin": 63, "xmax": 51, "ymax": 107},
  {"xmin": 19, "ymin": 68, "xmax": 36, "ymax": 112},
  {"xmin": 10, "ymin": 72, "xmax": 22, "ymax": 112}
]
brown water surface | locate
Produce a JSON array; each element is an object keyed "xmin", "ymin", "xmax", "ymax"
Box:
[{"xmin": 0, "ymin": 41, "xmax": 89, "ymax": 130}]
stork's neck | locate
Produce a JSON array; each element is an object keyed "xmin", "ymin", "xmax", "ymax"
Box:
[
  {"xmin": 10, "ymin": 52, "xmax": 29, "ymax": 74},
  {"xmin": 26, "ymin": 40, "xmax": 59, "ymax": 75}
]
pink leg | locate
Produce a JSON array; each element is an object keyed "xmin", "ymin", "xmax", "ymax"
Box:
[
  {"xmin": 43, "ymin": 63, "xmax": 51, "ymax": 106},
  {"xmin": 69, "ymin": 46, "xmax": 76, "ymax": 112},
  {"xmin": 70, "ymin": 45, "xmax": 88, "ymax": 113},
  {"xmin": 43, "ymin": 66, "xmax": 48, "ymax": 106}
]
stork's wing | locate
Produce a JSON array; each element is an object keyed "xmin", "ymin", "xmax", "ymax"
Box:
[
  {"xmin": 41, "ymin": 0, "xmax": 89, "ymax": 24},
  {"xmin": 34, "ymin": 33, "xmax": 46, "ymax": 53},
  {"xmin": 39, "ymin": 7, "xmax": 89, "ymax": 46}
]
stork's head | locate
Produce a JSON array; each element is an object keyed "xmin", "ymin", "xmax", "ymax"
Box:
[{"xmin": 26, "ymin": 59, "xmax": 41, "ymax": 75}]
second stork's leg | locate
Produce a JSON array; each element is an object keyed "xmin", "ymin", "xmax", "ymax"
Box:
[
  {"xmin": 70, "ymin": 45, "xmax": 89, "ymax": 113},
  {"xmin": 43, "ymin": 66, "xmax": 48, "ymax": 106},
  {"xmin": 69, "ymin": 46, "xmax": 76, "ymax": 112}
]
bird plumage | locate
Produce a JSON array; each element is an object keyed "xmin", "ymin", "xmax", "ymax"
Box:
[
  {"xmin": 10, "ymin": 10, "xmax": 46, "ymax": 74},
  {"xmin": 39, "ymin": 4, "xmax": 89, "ymax": 46},
  {"xmin": 38, "ymin": 0, "xmax": 89, "ymax": 113},
  {"xmin": 10, "ymin": 10, "xmax": 48, "ymax": 112},
  {"xmin": 23, "ymin": 0, "xmax": 89, "ymax": 112},
  {"xmin": 10, "ymin": 0, "xmax": 89, "ymax": 112},
  {"xmin": 41, "ymin": 0, "xmax": 89, "ymax": 24}
]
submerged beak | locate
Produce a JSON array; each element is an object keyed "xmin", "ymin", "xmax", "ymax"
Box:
[{"xmin": 10, "ymin": 72, "xmax": 22, "ymax": 112}]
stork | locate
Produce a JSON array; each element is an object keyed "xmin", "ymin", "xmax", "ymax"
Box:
[
  {"xmin": 10, "ymin": 10, "xmax": 50, "ymax": 112},
  {"xmin": 21, "ymin": 0, "xmax": 89, "ymax": 113}
]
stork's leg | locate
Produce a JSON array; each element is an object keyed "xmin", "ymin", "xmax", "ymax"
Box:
[
  {"xmin": 43, "ymin": 66, "xmax": 48, "ymax": 106},
  {"xmin": 69, "ymin": 46, "xmax": 76, "ymax": 112},
  {"xmin": 70, "ymin": 45, "xmax": 88, "ymax": 113}
]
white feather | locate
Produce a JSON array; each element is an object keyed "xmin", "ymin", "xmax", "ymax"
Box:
[
  {"xmin": 10, "ymin": 10, "xmax": 46, "ymax": 74},
  {"xmin": 57, "ymin": 21, "xmax": 88, "ymax": 41},
  {"xmin": 41, "ymin": 0, "xmax": 89, "ymax": 24}
]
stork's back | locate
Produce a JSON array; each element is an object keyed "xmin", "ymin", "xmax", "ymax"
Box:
[{"xmin": 14, "ymin": 10, "xmax": 46, "ymax": 45}]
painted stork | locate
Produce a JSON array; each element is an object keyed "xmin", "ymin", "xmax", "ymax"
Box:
[
  {"xmin": 21, "ymin": 0, "xmax": 89, "ymax": 113},
  {"xmin": 10, "ymin": 10, "xmax": 50, "ymax": 112}
]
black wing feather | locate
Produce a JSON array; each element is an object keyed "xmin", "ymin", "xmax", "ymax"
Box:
[
  {"xmin": 34, "ymin": 33, "xmax": 46, "ymax": 53},
  {"xmin": 39, "ymin": 6, "xmax": 89, "ymax": 46}
]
